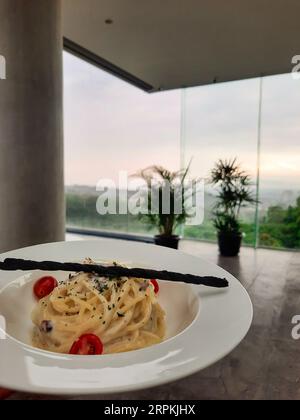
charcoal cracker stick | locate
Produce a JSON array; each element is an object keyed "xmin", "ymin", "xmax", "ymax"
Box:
[{"xmin": 0, "ymin": 258, "xmax": 229, "ymax": 288}]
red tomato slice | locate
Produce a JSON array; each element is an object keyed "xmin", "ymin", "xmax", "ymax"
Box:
[
  {"xmin": 69, "ymin": 334, "xmax": 103, "ymax": 355},
  {"xmin": 150, "ymin": 279, "xmax": 159, "ymax": 294},
  {"xmin": 33, "ymin": 276, "xmax": 58, "ymax": 299}
]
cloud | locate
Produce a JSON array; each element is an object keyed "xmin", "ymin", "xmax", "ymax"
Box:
[{"xmin": 64, "ymin": 52, "xmax": 300, "ymax": 190}]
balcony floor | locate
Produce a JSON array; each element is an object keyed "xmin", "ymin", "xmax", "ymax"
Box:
[{"xmin": 9, "ymin": 238, "xmax": 300, "ymax": 400}]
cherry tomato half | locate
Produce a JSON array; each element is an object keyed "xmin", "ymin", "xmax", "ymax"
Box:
[
  {"xmin": 150, "ymin": 279, "xmax": 159, "ymax": 294},
  {"xmin": 33, "ymin": 276, "xmax": 58, "ymax": 300},
  {"xmin": 69, "ymin": 334, "xmax": 103, "ymax": 355}
]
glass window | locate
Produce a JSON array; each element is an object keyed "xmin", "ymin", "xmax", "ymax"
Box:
[
  {"xmin": 64, "ymin": 51, "xmax": 300, "ymax": 250},
  {"xmin": 258, "ymin": 74, "xmax": 300, "ymax": 249},
  {"xmin": 181, "ymin": 79, "xmax": 260, "ymax": 246},
  {"xmin": 64, "ymin": 51, "xmax": 181, "ymax": 236}
]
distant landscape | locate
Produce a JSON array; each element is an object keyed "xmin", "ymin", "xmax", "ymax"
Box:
[{"xmin": 65, "ymin": 185, "xmax": 300, "ymax": 249}]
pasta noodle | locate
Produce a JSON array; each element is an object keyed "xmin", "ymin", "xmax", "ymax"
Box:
[{"xmin": 31, "ymin": 260, "xmax": 166, "ymax": 354}]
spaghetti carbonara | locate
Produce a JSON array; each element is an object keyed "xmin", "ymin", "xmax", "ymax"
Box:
[{"xmin": 31, "ymin": 260, "xmax": 166, "ymax": 354}]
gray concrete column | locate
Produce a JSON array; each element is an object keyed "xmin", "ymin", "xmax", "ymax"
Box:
[{"xmin": 0, "ymin": 0, "xmax": 65, "ymax": 252}]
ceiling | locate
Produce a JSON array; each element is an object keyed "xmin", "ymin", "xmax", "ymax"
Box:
[{"xmin": 62, "ymin": 0, "xmax": 300, "ymax": 92}]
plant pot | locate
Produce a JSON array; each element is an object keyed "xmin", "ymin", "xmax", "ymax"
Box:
[
  {"xmin": 154, "ymin": 235, "xmax": 180, "ymax": 249},
  {"xmin": 218, "ymin": 231, "xmax": 242, "ymax": 257}
]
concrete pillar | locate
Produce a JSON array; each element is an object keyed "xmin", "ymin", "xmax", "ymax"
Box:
[{"xmin": 0, "ymin": 0, "xmax": 65, "ymax": 252}]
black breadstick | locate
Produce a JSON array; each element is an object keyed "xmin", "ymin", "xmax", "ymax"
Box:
[{"xmin": 0, "ymin": 258, "xmax": 229, "ymax": 288}]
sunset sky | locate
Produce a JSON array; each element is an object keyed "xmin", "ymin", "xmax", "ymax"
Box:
[{"xmin": 64, "ymin": 51, "xmax": 300, "ymax": 191}]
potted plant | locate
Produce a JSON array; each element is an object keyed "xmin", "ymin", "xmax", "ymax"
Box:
[
  {"xmin": 210, "ymin": 159, "xmax": 257, "ymax": 257},
  {"xmin": 134, "ymin": 165, "xmax": 194, "ymax": 249}
]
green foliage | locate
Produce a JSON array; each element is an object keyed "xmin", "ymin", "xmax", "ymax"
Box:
[
  {"xmin": 66, "ymin": 193, "xmax": 154, "ymax": 234},
  {"xmin": 65, "ymin": 190, "xmax": 300, "ymax": 250},
  {"xmin": 184, "ymin": 220, "xmax": 217, "ymax": 241},
  {"xmin": 259, "ymin": 199, "xmax": 300, "ymax": 248},
  {"xmin": 210, "ymin": 158, "xmax": 257, "ymax": 234},
  {"xmin": 265, "ymin": 206, "xmax": 286, "ymax": 224}
]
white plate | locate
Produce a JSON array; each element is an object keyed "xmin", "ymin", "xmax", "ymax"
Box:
[{"xmin": 0, "ymin": 239, "xmax": 252, "ymax": 395}]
